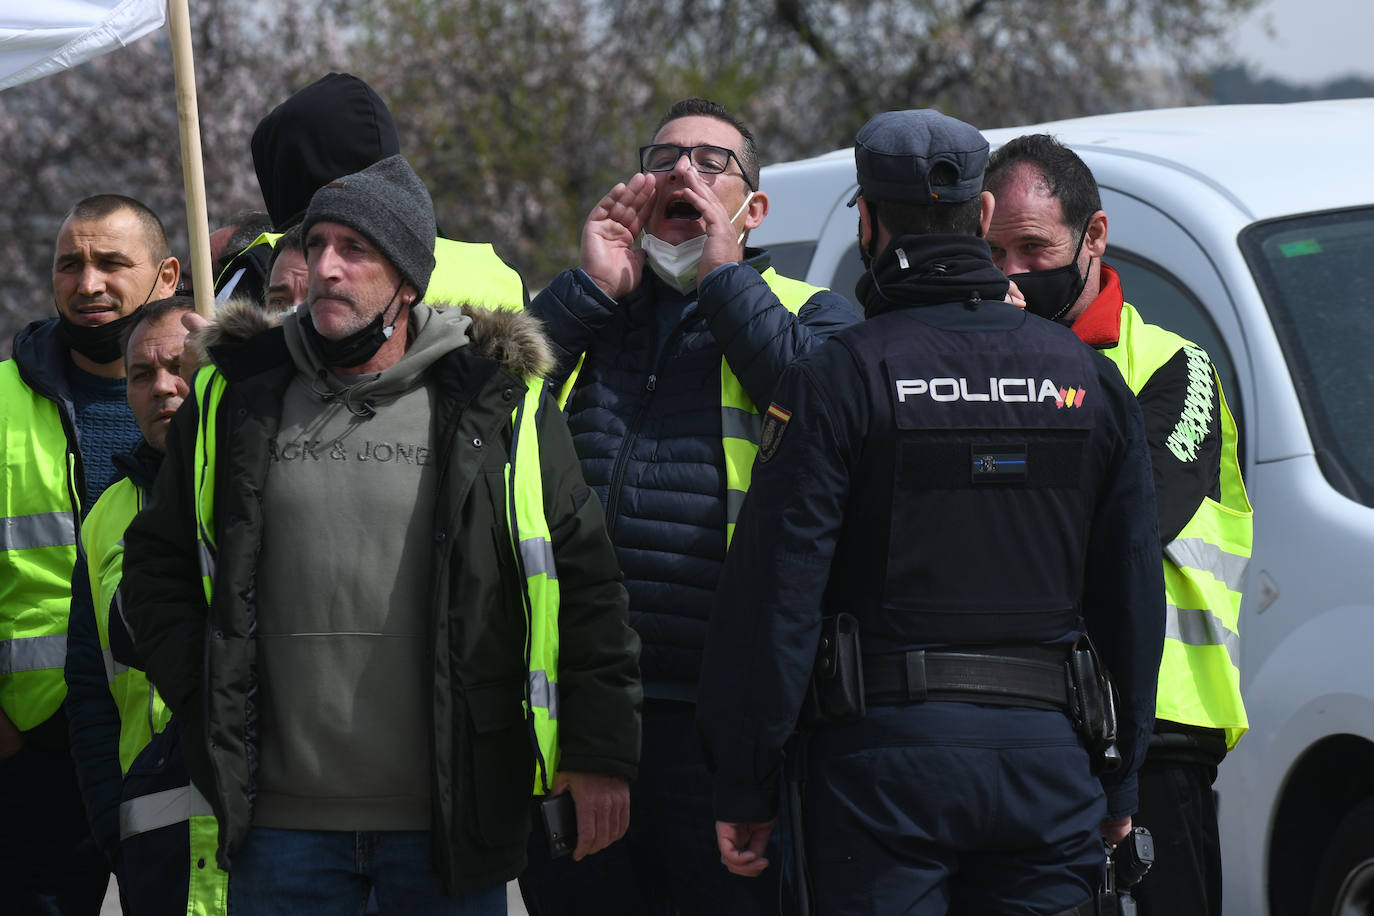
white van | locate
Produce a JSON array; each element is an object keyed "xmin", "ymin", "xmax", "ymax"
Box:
[{"xmin": 751, "ymin": 99, "xmax": 1374, "ymax": 915}]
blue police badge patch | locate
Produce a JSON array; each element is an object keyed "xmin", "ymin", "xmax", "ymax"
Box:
[
  {"xmin": 971, "ymin": 444, "xmax": 1028, "ymax": 483},
  {"xmin": 758, "ymin": 402, "xmax": 792, "ymax": 463}
]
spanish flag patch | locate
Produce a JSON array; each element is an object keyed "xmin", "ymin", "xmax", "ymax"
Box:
[{"xmin": 759, "ymin": 402, "xmax": 792, "ymax": 463}]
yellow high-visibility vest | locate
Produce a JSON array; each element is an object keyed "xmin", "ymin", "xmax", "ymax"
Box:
[
  {"xmin": 82, "ymin": 478, "xmax": 170, "ymax": 771},
  {"xmin": 719, "ymin": 269, "xmax": 822, "ymax": 545},
  {"xmin": 0, "ymin": 361, "xmax": 80, "ymax": 731},
  {"xmin": 83, "ymin": 475, "xmax": 228, "ymax": 914},
  {"xmin": 506, "ymin": 384, "xmax": 562, "ymax": 792},
  {"xmin": 555, "ymin": 267, "xmax": 825, "ymax": 546},
  {"xmin": 1104, "ymin": 301, "xmax": 1252, "ymax": 749}
]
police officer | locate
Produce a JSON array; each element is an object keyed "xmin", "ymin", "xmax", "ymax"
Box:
[{"xmin": 696, "ymin": 109, "xmax": 1166, "ymax": 914}]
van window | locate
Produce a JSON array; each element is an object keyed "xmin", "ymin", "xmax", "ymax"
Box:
[
  {"xmin": 830, "ymin": 241, "xmax": 866, "ymax": 310},
  {"xmin": 764, "ymin": 241, "xmax": 818, "ymax": 284},
  {"xmin": 1242, "ymin": 207, "xmax": 1374, "ymax": 506}
]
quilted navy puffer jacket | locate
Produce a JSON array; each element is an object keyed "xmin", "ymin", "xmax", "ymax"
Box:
[{"xmin": 527, "ymin": 253, "xmax": 859, "ymax": 692}]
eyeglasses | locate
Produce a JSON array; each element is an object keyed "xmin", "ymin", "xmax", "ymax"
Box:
[{"xmin": 638, "ymin": 143, "xmax": 756, "ymax": 191}]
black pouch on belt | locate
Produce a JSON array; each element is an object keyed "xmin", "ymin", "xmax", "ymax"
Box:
[
  {"xmin": 1065, "ymin": 633, "xmax": 1122, "ymax": 773},
  {"xmin": 802, "ymin": 613, "xmax": 866, "ymax": 727}
]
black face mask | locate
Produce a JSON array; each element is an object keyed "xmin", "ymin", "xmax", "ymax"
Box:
[
  {"xmin": 57, "ymin": 308, "xmax": 144, "ymax": 365},
  {"xmin": 1009, "ymin": 217, "xmax": 1093, "ymax": 324},
  {"xmin": 56, "ymin": 258, "xmax": 169, "ymax": 365},
  {"xmin": 858, "ymin": 221, "xmax": 874, "ymax": 272},
  {"xmin": 301, "ymin": 284, "xmax": 406, "ymax": 368},
  {"xmin": 857, "ymin": 200, "xmax": 881, "ymax": 272}
]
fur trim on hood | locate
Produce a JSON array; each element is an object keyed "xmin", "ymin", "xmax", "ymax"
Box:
[
  {"xmin": 183, "ymin": 297, "xmax": 284, "ymax": 378},
  {"xmin": 446, "ymin": 300, "xmax": 555, "ymax": 380}
]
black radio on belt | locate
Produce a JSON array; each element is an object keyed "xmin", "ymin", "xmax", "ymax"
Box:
[
  {"xmin": 1065, "ymin": 633, "xmax": 1122, "ymax": 774},
  {"xmin": 802, "ymin": 613, "xmax": 866, "ymax": 727},
  {"xmin": 1111, "ymin": 826, "xmax": 1155, "ymax": 890}
]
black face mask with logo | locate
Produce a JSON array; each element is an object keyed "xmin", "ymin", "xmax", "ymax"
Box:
[{"xmin": 1009, "ymin": 216, "xmax": 1094, "ymax": 324}]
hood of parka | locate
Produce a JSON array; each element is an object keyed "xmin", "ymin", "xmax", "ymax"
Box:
[
  {"xmin": 450, "ymin": 300, "xmax": 555, "ymax": 380},
  {"xmin": 182, "ymin": 298, "xmax": 284, "ymax": 380}
]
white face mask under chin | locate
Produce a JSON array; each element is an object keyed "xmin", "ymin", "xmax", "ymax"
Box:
[{"xmin": 643, "ymin": 192, "xmax": 754, "ymax": 295}]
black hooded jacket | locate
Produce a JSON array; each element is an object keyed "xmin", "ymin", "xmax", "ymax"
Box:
[
  {"xmin": 215, "ymin": 73, "xmax": 403, "ymax": 302},
  {"xmin": 251, "ymin": 72, "xmax": 400, "ymax": 231},
  {"xmin": 221, "ymin": 73, "xmax": 528, "ymax": 311}
]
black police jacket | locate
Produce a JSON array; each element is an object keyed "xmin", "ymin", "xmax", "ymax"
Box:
[{"xmin": 698, "ymin": 235, "xmax": 1165, "ymax": 822}]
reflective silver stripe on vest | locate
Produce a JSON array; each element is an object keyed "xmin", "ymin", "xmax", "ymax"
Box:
[
  {"xmin": 119, "ymin": 784, "xmax": 214, "ymax": 841},
  {"xmin": 1165, "ymin": 537, "xmax": 1247, "ymax": 591},
  {"xmin": 197, "ymin": 538, "xmax": 216, "ymax": 581},
  {"xmin": 529, "ymin": 669, "xmax": 559, "ymax": 720},
  {"xmin": 146, "ymin": 684, "xmax": 159, "ymax": 736},
  {"xmin": 1166, "ymin": 604, "xmax": 1241, "ymax": 668},
  {"xmin": 0, "ymin": 634, "xmax": 68, "ymax": 674},
  {"xmin": 101, "ymin": 648, "xmax": 129, "ymax": 685},
  {"xmin": 113, "ymin": 590, "xmax": 134, "ymax": 652},
  {"xmin": 721, "ymin": 406, "xmax": 760, "ymax": 444},
  {"xmin": 726, "ymin": 488, "xmax": 746, "ymax": 523},
  {"xmin": 519, "ymin": 537, "xmax": 558, "ymax": 580},
  {"xmin": 0, "ymin": 511, "xmax": 77, "ymax": 551}
]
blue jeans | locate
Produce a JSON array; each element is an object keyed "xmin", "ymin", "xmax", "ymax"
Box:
[{"xmin": 229, "ymin": 828, "xmax": 506, "ymax": 916}]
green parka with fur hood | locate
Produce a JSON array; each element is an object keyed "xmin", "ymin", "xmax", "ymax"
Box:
[{"xmin": 122, "ymin": 300, "xmax": 642, "ymax": 894}]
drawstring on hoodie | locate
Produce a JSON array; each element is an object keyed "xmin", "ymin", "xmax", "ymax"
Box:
[{"xmin": 311, "ymin": 369, "xmax": 377, "ymax": 418}]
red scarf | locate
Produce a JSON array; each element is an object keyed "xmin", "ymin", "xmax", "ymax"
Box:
[{"xmin": 1070, "ymin": 264, "xmax": 1125, "ymax": 348}]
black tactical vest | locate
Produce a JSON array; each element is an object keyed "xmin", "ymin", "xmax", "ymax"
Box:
[{"xmin": 823, "ymin": 301, "xmax": 1118, "ymax": 650}]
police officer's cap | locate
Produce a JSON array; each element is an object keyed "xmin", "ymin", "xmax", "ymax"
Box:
[{"xmin": 846, "ymin": 109, "xmax": 989, "ymax": 208}]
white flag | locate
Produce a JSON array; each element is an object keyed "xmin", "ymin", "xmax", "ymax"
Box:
[{"xmin": 0, "ymin": 0, "xmax": 165, "ymax": 91}]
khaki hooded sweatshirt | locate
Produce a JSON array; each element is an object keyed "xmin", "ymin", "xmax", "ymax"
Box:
[{"xmin": 252, "ymin": 303, "xmax": 471, "ymax": 830}]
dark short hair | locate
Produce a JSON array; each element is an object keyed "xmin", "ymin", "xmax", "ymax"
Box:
[
  {"xmin": 867, "ymin": 196, "xmax": 984, "ymax": 239},
  {"xmin": 120, "ymin": 294, "xmax": 194, "ymax": 361},
  {"xmin": 213, "ymin": 209, "xmax": 273, "ymax": 277},
  {"xmin": 655, "ymin": 98, "xmax": 759, "ymax": 190},
  {"xmin": 268, "ymin": 223, "xmax": 303, "ymax": 280},
  {"xmin": 984, "ymin": 134, "xmax": 1102, "ymax": 233},
  {"xmin": 64, "ymin": 194, "xmax": 170, "ymax": 261}
]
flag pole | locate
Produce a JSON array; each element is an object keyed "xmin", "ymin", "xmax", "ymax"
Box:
[{"xmin": 166, "ymin": 0, "xmax": 214, "ymax": 317}]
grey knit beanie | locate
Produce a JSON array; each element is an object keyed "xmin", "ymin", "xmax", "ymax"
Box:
[{"xmin": 301, "ymin": 154, "xmax": 437, "ymax": 298}]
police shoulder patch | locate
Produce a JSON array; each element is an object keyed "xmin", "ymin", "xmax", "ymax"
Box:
[{"xmin": 758, "ymin": 402, "xmax": 792, "ymax": 463}]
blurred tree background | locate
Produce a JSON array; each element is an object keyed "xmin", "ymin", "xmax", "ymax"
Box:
[{"xmin": 0, "ymin": 0, "xmax": 1308, "ymax": 356}]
